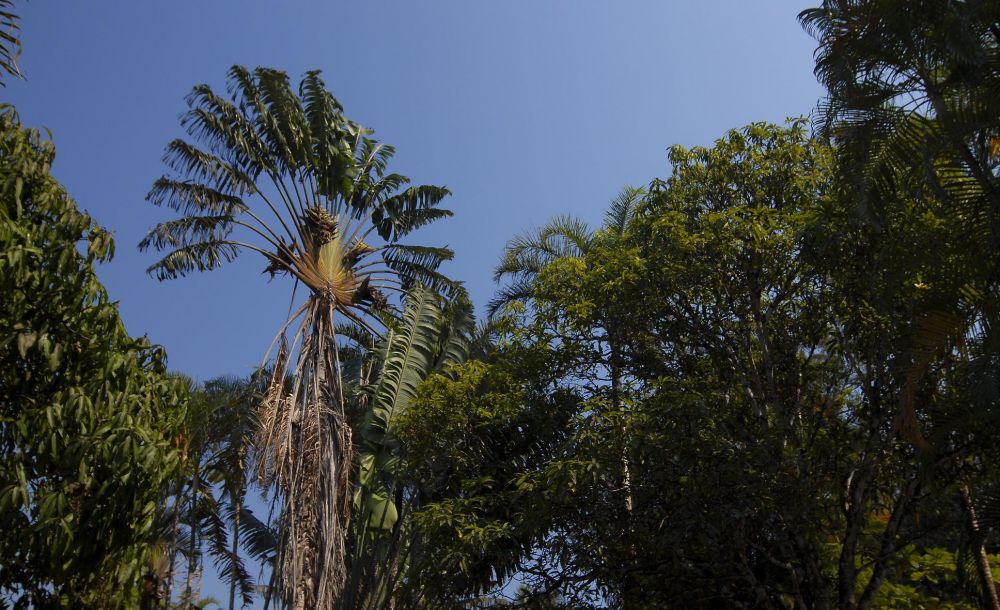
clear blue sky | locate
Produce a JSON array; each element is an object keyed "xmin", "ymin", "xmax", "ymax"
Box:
[
  {"xmin": 6, "ymin": 2, "xmax": 823, "ymax": 603},
  {"xmin": 6, "ymin": 0, "xmax": 824, "ymax": 381}
]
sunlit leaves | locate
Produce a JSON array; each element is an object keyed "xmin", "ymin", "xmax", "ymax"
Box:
[{"xmin": 0, "ymin": 107, "xmax": 187, "ymax": 607}]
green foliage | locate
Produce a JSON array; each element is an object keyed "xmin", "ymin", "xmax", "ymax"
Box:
[
  {"xmin": 397, "ymin": 361, "xmax": 525, "ymax": 484},
  {"xmin": 394, "ymin": 337, "xmax": 578, "ymax": 607},
  {"xmin": 803, "ymin": 6, "xmax": 1000, "ymax": 606},
  {"xmin": 556, "ymin": 121, "xmax": 848, "ymax": 607},
  {"xmin": 356, "ymin": 287, "xmax": 473, "ymax": 532},
  {"xmin": 335, "ymin": 287, "xmax": 477, "ymax": 610},
  {"xmin": 403, "ymin": 119, "xmax": 1000, "ymax": 609},
  {"xmin": 802, "ymin": 0, "xmax": 1000, "ymax": 452},
  {"xmin": 0, "ymin": 106, "xmax": 187, "ymax": 607},
  {"xmin": 865, "ymin": 547, "xmax": 1000, "ymax": 610}
]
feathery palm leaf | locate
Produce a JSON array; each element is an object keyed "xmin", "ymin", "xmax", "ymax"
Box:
[
  {"xmin": 490, "ymin": 186, "xmax": 644, "ymax": 316},
  {"xmin": 0, "ymin": 1, "xmax": 21, "ymax": 85},
  {"xmin": 237, "ymin": 507, "xmax": 279, "ymax": 567}
]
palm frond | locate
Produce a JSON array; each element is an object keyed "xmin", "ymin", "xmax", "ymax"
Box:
[
  {"xmin": 146, "ymin": 178, "xmax": 248, "ymax": 216},
  {"xmin": 238, "ymin": 507, "xmax": 278, "ymax": 566},
  {"xmin": 490, "ymin": 214, "xmax": 594, "ymax": 316},
  {"xmin": 603, "ymin": 185, "xmax": 645, "ymax": 236},
  {"xmin": 494, "ymin": 215, "xmax": 592, "ymax": 282},
  {"xmin": 144, "ymin": 240, "xmax": 241, "ymax": 280},
  {"xmin": 348, "ymin": 173, "xmax": 410, "ymax": 213},
  {"xmin": 372, "ymin": 185, "xmax": 453, "ymax": 241},
  {"xmin": 365, "ymin": 286, "xmax": 451, "ymax": 437},
  {"xmin": 383, "ymin": 244, "xmax": 460, "ymax": 297},
  {"xmin": 255, "ymin": 67, "xmax": 314, "ymax": 175},
  {"xmin": 299, "ymin": 69, "xmax": 353, "ymax": 199},
  {"xmin": 162, "ymin": 139, "xmax": 257, "ymax": 197},
  {"xmin": 382, "ymin": 244, "xmax": 454, "ymax": 270},
  {"xmin": 486, "ymin": 279, "xmax": 534, "ymax": 318},
  {"xmin": 0, "ymin": 1, "xmax": 21, "ymax": 85},
  {"xmin": 137, "ymin": 214, "xmax": 234, "ymax": 251}
]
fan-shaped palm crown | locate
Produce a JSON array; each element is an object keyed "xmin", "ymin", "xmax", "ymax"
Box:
[
  {"xmin": 140, "ymin": 66, "xmax": 455, "ymax": 322},
  {"xmin": 140, "ymin": 66, "xmax": 456, "ymax": 609}
]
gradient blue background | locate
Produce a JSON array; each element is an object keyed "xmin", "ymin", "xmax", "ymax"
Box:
[{"xmin": 5, "ymin": 1, "xmax": 824, "ymax": 605}]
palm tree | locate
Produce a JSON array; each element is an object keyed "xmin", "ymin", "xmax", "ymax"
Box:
[
  {"xmin": 802, "ymin": 3, "xmax": 1000, "ymax": 606},
  {"xmin": 489, "ymin": 185, "xmax": 645, "ymax": 316},
  {"xmin": 490, "ymin": 185, "xmax": 644, "ymax": 561},
  {"xmin": 155, "ymin": 376, "xmax": 218, "ymax": 610},
  {"xmin": 140, "ymin": 66, "xmax": 456, "ymax": 609},
  {"xmin": 153, "ymin": 376, "xmax": 258, "ymax": 610},
  {"xmin": 199, "ymin": 376, "xmax": 261, "ymax": 610}
]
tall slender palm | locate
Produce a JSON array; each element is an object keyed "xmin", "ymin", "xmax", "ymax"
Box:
[
  {"xmin": 199, "ymin": 376, "xmax": 260, "ymax": 610},
  {"xmin": 152, "ymin": 376, "xmax": 210, "ymax": 609},
  {"xmin": 153, "ymin": 376, "xmax": 260, "ymax": 610},
  {"xmin": 140, "ymin": 66, "xmax": 456, "ymax": 609}
]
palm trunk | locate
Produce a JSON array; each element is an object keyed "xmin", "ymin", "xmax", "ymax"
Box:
[
  {"xmin": 194, "ymin": 561, "xmax": 203, "ymax": 604},
  {"xmin": 228, "ymin": 494, "xmax": 242, "ymax": 610},
  {"xmin": 272, "ymin": 300, "xmax": 354, "ymax": 610},
  {"xmin": 607, "ymin": 333, "xmax": 632, "ymax": 515},
  {"xmin": 612, "ymin": 365, "xmax": 633, "ymax": 514},
  {"xmin": 184, "ymin": 471, "xmax": 200, "ymax": 608},
  {"xmin": 609, "ymin": 333, "xmax": 639, "ymax": 609},
  {"xmin": 164, "ymin": 479, "xmax": 183, "ymax": 609},
  {"xmin": 962, "ymin": 485, "xmax": 1000, "ymax": 610}
]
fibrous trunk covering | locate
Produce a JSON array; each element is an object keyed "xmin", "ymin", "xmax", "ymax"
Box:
[{"xmin": 258, "ymin": 296, "xmax": 354, "ymax": 609}]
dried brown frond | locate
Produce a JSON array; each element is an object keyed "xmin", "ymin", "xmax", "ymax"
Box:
[
  {"xmin": 352, "ymin": 275, "xmax": 388, "ymax": 311},
  {"xmin": 264, "ymin": 241, "xmax": 297, "ymax": 279},
  {"xmin": 256, "ymin": 341, "xmax": 293, "ymax": 487},
  {"xmin": 342, "ymin": 238, "xmax": 376, "ymax": 268}
]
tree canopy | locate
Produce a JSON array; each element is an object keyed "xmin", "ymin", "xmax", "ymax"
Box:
[
  {"xmin": 0, "ymin": 106, "xmax": 187, "ymax": 608},
  {"xmin": 2, "ymin": 1, "xmax": 1000, "ymax": 609}
]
